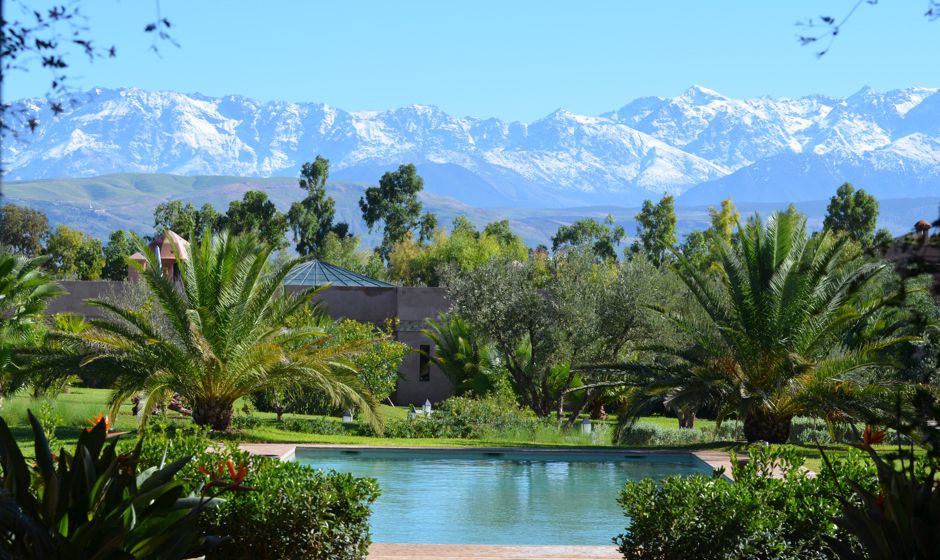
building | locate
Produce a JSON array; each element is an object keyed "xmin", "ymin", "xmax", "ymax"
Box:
[
  {"xmin": 127, "ymin": 230, "xmax": 190, "ymax": 282},
  {"xmin": 282, "ymin": 260, "xmax": 451, "ymax": 405},
  {"xmin": 48, "ymin": 250, "xmax": 452, "ymax": 405}
]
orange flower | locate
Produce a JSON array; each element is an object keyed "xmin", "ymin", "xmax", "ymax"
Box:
[
  {"xmin": 875, "ymin": 493, "xmax": 886, "ymax": 512},
  {"xmin": 198, "ymin": 459, "xmax": 253, "ymax": 493},
  {"xmin": 862, "ymin": 424, "xmax": 886, "ymax": 447},
  {"xmin": 84, "ymin": 414, "xmax": 111, "ymax": 433}
]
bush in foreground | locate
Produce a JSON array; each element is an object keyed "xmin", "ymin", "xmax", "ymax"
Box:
[
  {"xmin": 0, "ymin": 413, "xmax": 218, "ymax": 559},
  {"xmin": 138, "ymin": 422, "xmax": 380, "ymax": 560},
  {"xmin": 615, "ymin": 446, "xmax": 877, "ymax": 560}
]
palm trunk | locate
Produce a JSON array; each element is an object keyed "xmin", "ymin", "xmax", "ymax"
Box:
[
  {"xmin": 192, "ymin": 398, "xmax": 234, "ymax": 431},
  {"xmin": 743, "ymin": 409, "xmax": 792, "ymax": 443},
  {"xmin": 677, "ymin": 409, "xmax": 696, "ymax": 429}
]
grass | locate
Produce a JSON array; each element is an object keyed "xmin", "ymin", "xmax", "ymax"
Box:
[{"xmin": 3, "ymin": 387, "xmax": 910, "ymax": 471}]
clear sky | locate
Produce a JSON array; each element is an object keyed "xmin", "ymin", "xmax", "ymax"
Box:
[{"xmin": 5, "ymin": 0, "xmax": 938, "ymax": 122}]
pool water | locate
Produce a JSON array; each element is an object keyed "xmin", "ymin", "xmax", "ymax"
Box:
[{"xmin": 294, "ymin": 448, "xmax": 710, "ymax": 545}]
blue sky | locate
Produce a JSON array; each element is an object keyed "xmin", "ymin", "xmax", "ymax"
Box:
[{"xmin": 6, "ymin": 1, "xmax": 938, "ymax": 121}]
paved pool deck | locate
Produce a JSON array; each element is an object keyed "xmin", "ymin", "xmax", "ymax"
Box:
[
  {"xmin": 368, "ymin": 544, "xmax": 620, "ymax": 559},
  {"xmin": 237, "ymin": 442, "xmax": 734, "ymax": 476}
]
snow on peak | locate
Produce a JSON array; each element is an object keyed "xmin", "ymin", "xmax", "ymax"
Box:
[{"xmin": 4, "ymin": 85, "xmax": 940, "ymax": 206}]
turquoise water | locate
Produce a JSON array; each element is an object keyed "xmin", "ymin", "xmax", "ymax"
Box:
[{"xmin": 294, "ymin": 448, "xmax": 710, "ymax": 545}]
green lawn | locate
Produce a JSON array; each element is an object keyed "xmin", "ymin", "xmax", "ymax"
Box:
[{"xmin": 1, "ymin": 387, "xmax": 887, "ymax": 471}]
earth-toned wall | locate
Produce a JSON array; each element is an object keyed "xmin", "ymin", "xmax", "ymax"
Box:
[{"xmin": 46, "ymin": 282, "xmax": 453, "ymax": 405}]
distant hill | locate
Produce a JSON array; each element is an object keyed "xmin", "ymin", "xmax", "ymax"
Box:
[
  {"xmin": 5, "ymin": 173, "xmax": 937, "ymax": 249},
  {"xmin": 5, "ymin": 85, "xmax": 940, "ymax": 207}
]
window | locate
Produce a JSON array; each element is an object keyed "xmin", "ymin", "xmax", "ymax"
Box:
[{"xmin": 418, "ymin": 344, "xmax": 431, "ymax": 382}]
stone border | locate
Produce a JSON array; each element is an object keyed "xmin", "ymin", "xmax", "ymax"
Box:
[
  {"xmin": 368, "ymin": 543, "xmax": 621, "ymax": 559},
  {"xmin": 240, "ymin": 442, "xmax": 724, "ymax": 469}
]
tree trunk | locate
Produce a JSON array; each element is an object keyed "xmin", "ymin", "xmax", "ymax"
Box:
[
  {"xmin": 564, "ymin": 390, "xmax": 594, "ymax": 429},
  {"xmin": 677, "ymin": 409, "xmax": 696, "ymax": 429},
  {"xmin": 743, "ymin": 409, "xmax": 792, "ymax": 443},
  {"xmin": 192, "ymin": 398, "xmax": 235, "ymax": 431}
]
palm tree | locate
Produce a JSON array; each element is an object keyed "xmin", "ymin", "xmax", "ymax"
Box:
[
  {"xmin": 630, "ymin": 210, "xmax": 908, "ymax": 443},
  {"xmin": 0, "ymin": 253, "xmax": 64, "ymax": 398},
  {"xmin": 71, "ymin": 232, "xmax": 379, "ymax": 431},
  {"xmin": 422, "ymin": 313, "xmax": 501, "ymax": 396}
]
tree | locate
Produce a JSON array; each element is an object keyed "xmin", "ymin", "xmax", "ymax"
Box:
[
  {"xmin": 418, "ymin": 212, "xmax": 438, "ymax": 244},
  {"xmin": 442, "ymin": 252, "xmax": 661, "ymax": 417},
  {"xmin": 388, "ymin": 217, "xmax": 528, "ymax": 287},
  {"xmin": 442, "ymin": 257, "xmax": 565, "ymax": 415},
  {"xmin": 57, "ymin": 232, "xmax": 380, "ymax": 430},
  {"xmin": 628, "ymin": 210, "xmax": 908, "ymax": 443},
  {"xmin": 483, "ymin": 220, "xmax": 520, "ymax": 246},
  {"xmin": 44, "ymin": 224, "xmax": 104, "ymax": 280},
  {"xmin": 194, "ymin": 203, "xmax": 221, "ymax": 235},
  {"xmin": 0, "ymin": 203, "xmax": 48, "ymax": 256},
  {"xmin": 552, "ymin": 215, "xmax": 625, "ymax": 261},
  {"xmin": 287, "ymin": 156, "xmax": 349, "ymax": 256},
  {"xmin": 708, "ymin": 198, "xmax": 740, "ymax": 243},
  {"xmin": 316, "ymin": 232, "xmax": 387, "ymax": 280},
  {"xmin": 359, "ymin": 163, "xmax": 425, "ymax": 259},
  {"xmin": 0, "ymin": 253, "xmax": 64, "ymax": 397},
  {"xmin": 219, "ymin": 190, "xmax": 289, "ymax": 249},
  {"xmin": 634, "ymin": 194, "xmax": 677, "ymax": 266},
  {"xmin": 823, "ymin": 182, "xmax": 879, "ymax": 247},
  {"xmin": 678, "ymin": 230, "xmax": 710, "ymax": 271},
  {"xmin": 422, "ymin": 313, "xmax": 504, "ymax": 396},
  {"xmin": 152, "ymin": 200, "xmax": 220, "ymax": 238},
  {"xmin": 153, "ymin": 200, "xmax": 196, "ymax": 235},
  {"xmin": 873, "ymin": 227, "xmax": 894, "ymax": 248},
  {"xmin": 102, "ymin": 229, "xmax": 139, "ymax": 281},
  {"xmin": 679, "ymin": 198, "xmax": 740, "ymax": 273}
]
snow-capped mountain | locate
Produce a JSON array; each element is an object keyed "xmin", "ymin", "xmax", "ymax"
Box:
[{"xmin": 5, "ymin": 85, "xmax": 940, "ymax": 207}]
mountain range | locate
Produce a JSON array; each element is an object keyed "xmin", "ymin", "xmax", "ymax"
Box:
[{"xmin": 5, "ymin": 85, "xmax": 940, "ymax": 207}]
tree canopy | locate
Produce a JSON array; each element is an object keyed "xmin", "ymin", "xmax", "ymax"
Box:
[
  {"xmin": 359, "ymin": 164, "xmax": 426, "ymax": 259},
  {"xmin": 0, "ymin": 204, "xmax": 49, "ymax": 256},
  {"xmin": 823, "ymin": 182, "xmax": 879, "ymax": 246},
  {"xmin": 287, "ymin": 156, "xmax": 349, "ymax": 257},
  {"xmin": 102, "ymin": 229, "xmax": 139, "ymax": 281},
  {"xmin": 220, "ymin": 191, "xmax": 289, "ymax": 249},
  {"xmin": 634, "ymin": 194, "xmax": 677, "ymax": 266},
  {"xmin": 44, "ymin": 225, "xmax": 104, "ymax": 280},
  {"xmin": 552, "ymin": 215, "xmax": 625, "ymax": 261}
]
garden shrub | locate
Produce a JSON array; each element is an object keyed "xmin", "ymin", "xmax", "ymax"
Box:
[
  {"xmin": 200, "ymin": 454, "xmax": 379, "ymax": 560},
  {"xmin": 615, "ymin": 446, "xmax": 877, "ymax": 560},
  {"xmin": 429, "ymin": 393, "xmax": 541, "ymax": 438},
  {"xmin": 282, "ymin": 417, "xmax": 346, "ymax": 435},
  {"xmin": 231, "ymin": 414, "xmax": 262, "ymax": 429},
  {"xmin": 618, "ymin": 425, "xmax": 709, "ymax": 446},
  {"xmin": 616, "ymin": 417, "xmax": 910, "ymax": 446},
  {"xmin": 356, "ymin": 394, "xmax": 542, "ymax": 439},
  {"xmin": 136, "ymin": 423, "xmax": 381, "ymax": 560}
]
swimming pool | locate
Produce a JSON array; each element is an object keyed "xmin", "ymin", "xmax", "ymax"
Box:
[{"xmin": 294, "ymin": 447, "xmax": 711, "ymax": 545}]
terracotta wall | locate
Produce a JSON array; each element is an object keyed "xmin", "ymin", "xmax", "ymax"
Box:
[{"xmin": 45, "ymin": 282, "xmax": 453, "ymax": 405}]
